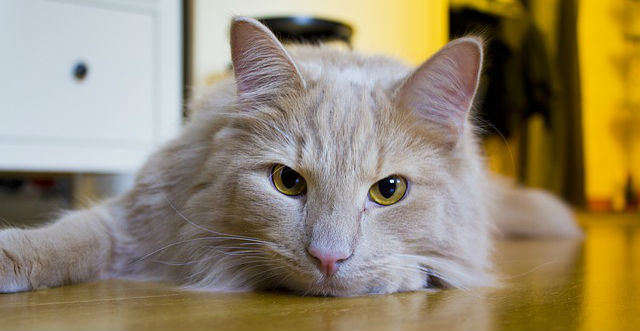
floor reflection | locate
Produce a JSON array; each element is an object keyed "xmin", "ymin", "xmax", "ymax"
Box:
[
  {"xmin": 583, "ymin": 221, "xmax": 640, "ymax": 330},
  {"xmin": 491, "ymin": 238, "xmax": 585, "ymax": 330}
]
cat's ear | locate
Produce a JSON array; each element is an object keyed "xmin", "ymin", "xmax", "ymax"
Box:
[
  {"xmin": 230, "ymin": 17, "xmax": 305, "ymax": 105},
  {"xmin": 396, "ymin": 37, "xmax": 483, "ymax": 146}
]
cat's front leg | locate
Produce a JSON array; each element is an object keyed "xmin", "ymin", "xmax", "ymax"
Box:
[
  {"xmin": 0, "ymin": 239, "xmax": 31, "ymax": 292},
  {"xmin": 0, "ymin": 206, "xmax": 115, "ymax": 293}
]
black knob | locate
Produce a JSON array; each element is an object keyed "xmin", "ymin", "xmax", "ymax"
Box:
[{"xmin": 73, "ymin": 62, "xmax": 88, "ymax": 80}]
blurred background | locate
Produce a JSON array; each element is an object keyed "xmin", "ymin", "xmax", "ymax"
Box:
[{"xmin": 0, "ymin": 0, "xmax": 638, "ymax": 226}]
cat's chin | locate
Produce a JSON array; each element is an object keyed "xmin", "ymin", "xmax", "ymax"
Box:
[
  {"xmin": 274, "ymin": 281, "xmax": 434, "ymax": 297},
  {"xmin": 269, "ymin": 273, "xmax": 433, "ymax": 297},
  {"xmin": 266, "ymin": 275, "xmax": 383, "ymax": 297},
  {"xmin": 283, "ymin": 283, "xmax": 392, "ymax": 297}
]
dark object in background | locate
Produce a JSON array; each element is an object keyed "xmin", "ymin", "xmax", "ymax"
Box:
[
  {"xmin": 450, "ymin": 8, "xmax": 552, "ymax": 138},
  {"xmin": 450, "ymin": 1, "xmax": 585, "ymax": 207},
  {"xmin": 0, "ymin": 176, "xmax": 72, "ymax": 226},
  {"xmin": 0, "ymin": 176, "xmax": 71, "ymax": 200},
  {"xmin": 0, "ymin": 178, "xmax": 24, "ymax": 193},
  {"xmin": 72, "ymin": 62, "xmax": 88, "ymax": 81},
  {"xmin": 257, "ymin": 16, "xmax": 353, "ymax": 46},
  {"xmin": 625, "ymin": 176, "xmax": 638, "ymax": 211}
]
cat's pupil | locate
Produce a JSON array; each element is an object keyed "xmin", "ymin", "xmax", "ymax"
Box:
[
  {"xmin": 280, "ymin": 167, "xmax": 300, "ymax": 189},
  {"xmin": 378, "ymin": 177, "xmax": 397, "ymax": 199}
]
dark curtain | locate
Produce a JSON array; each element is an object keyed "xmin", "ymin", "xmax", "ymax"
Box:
[
  {"xmin": 450, "ymin": 0, "xmax": 586, "ymax": 207},
  {"xmin": 554, "ymin": 0, "xmax": 585, "ymax": 206},
  {"xmin": 519, "ymin": 0, "xmax": 586, "ymax": 206}
]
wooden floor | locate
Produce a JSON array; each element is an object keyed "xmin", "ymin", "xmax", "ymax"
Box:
[{"xmin": 2, "ymin": 213, "xmax": 639, "ymax": 330}]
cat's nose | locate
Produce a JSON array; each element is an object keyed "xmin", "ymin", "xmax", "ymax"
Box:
[{"xmin": 307, "ymin": 246, "xmax": 352, "ymax": 277}]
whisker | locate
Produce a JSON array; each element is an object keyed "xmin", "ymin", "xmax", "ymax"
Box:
[
  {"xmin": 165, "ymin": 195, "xmax": 276, "ymax": 245},
  {"xmin": 133, "ymin": 196, "xmax": 278, "ymax": 265},
  {"xmin": 133, "ymin": 237, "xmax": 229, "ymax": 263},
  {"xmin": 150, "ymin": 258, "xmax": 207, "ymax": 266},
  {"xmin": 389, "ymin": 253, "xmax": 475, "ymax": 290},
  {"xmin": 236, "ymin": 264, "xmax": 286, "ymax": 288},
  {"xmin": 476, "ymin": 117, "xmax": 516, "ymax": 172},
  {"xmin": 499, "ymin": 260, "xmax": 558, "ymax": 280}
]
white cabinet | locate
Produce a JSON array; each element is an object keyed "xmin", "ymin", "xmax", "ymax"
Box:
[{"xmin": 0, "ymin": 0, "xmax": 182, "ymax": 173}]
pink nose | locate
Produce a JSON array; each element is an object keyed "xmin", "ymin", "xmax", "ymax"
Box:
[{"xmin": 307, "ymin": 246, "xmax": 351, "ymax": 276}]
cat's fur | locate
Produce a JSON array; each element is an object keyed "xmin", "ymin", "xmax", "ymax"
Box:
[{"xmin": 0, "ymin": 18, "xmax": 581, "ymax": 296}]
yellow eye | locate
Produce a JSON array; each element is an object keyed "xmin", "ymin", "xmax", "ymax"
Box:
[
  {"xmin": 369, "ymin": 175, "xmax": 407, "ymax": 206},
  {"xmin": 272, "ymin": 164, "xmax": 307, "ymax": 196}
]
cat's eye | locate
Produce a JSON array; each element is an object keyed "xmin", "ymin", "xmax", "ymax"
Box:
[
  {"xmin": 368, "ymin": 175, "xmax": 407, "ymax": 206},
  {"xmin": 271, "ymin": 164, "xmax": 307, "ymax": 196}
]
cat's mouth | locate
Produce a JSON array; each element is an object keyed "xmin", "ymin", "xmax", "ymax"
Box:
[
  {"xmin": 420, "ymin": 265, "xmax": 451, "ymax": 290},
  {"xmin": 270, "ymin": 271, "xmax": 385, "ymax": 296},
  {"xmin": 272, "ymin": 266, "xmax": 450, "ymax": 296},
  {"xmin": 424, "ymin": 273, "xmax": 448, "ymax": 290}
]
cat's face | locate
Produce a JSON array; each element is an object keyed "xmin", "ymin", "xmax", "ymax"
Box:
[{"xmin": 187, "ymin": 18, "xmax": 492, "ymax": 296}]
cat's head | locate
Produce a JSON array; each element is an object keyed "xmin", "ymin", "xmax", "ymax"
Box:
[{"xmin": 188, "ymin": 17, "xmax": 492, "ymax": 295}]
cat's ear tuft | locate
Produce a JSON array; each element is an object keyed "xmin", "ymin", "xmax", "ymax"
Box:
[
  {"xmin": 396, "ymin": 37, "xmax": 483, "ymax": 146},
  {"xmin": 230, "ymin": 17, "xmax": 305, "ymax": 105}
]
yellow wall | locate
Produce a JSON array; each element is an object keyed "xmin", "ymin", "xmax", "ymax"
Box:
[
  {"xmin": 192, "ymin": 0, "xmax": 449, "ymax": 87},
  {"xmin": 579, "ymin": 0, "xmax": 640, "ymax": 208}
]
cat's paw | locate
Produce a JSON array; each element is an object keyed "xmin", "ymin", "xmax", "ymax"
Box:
[{"xmin": 0, "ymin": 247, "xmax": 32, "ymax": 293}]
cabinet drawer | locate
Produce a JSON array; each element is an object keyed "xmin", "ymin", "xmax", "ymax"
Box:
[{"xmin": 0, "ymin": 0, "xmax": 155, "ymax": 145}]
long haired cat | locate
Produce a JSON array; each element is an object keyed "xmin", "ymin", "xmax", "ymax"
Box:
[{"xmin": 0, "ymin": 17, "xmax": 581, "ymax": 296}]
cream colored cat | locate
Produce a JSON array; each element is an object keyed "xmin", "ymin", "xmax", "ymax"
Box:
[{"xmin": 0, "ymin": 17, "xmax": 581, "ymax": 296}]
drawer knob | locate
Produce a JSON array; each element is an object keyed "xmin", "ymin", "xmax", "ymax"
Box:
[{"xmin": 73, "ymin": 62, "xmax": 88, "ymax": 81}]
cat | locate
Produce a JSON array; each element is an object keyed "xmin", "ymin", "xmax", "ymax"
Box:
[{"xmin": 0, "ymin": 17, "xmax": 581, "ymax": 296}]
